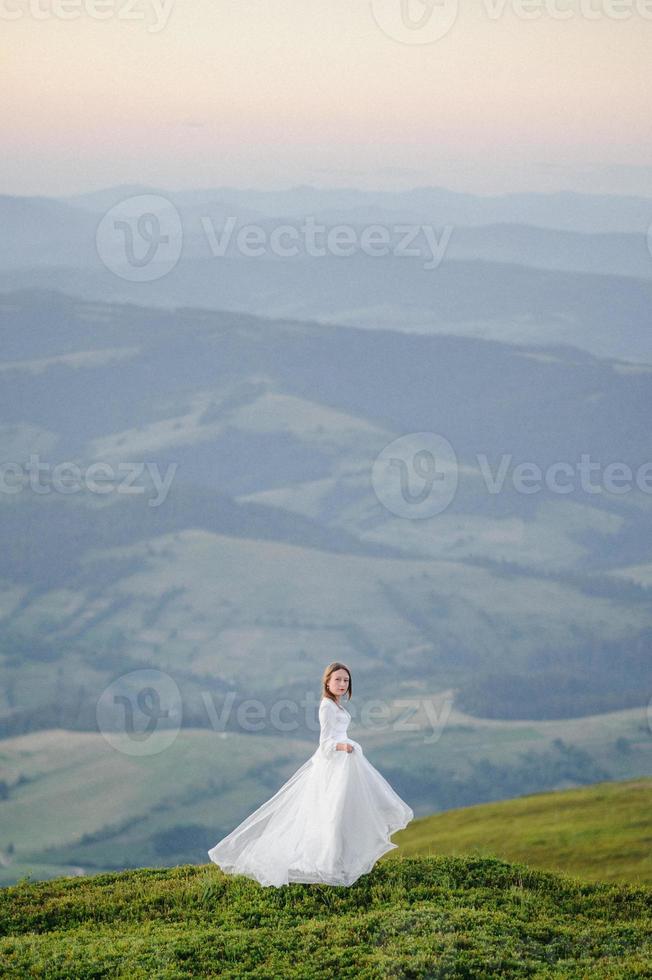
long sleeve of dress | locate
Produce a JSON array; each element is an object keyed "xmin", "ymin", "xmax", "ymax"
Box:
[{"xmin": 318, "ymin": 699, "xmax": 342, "ymax": 755}]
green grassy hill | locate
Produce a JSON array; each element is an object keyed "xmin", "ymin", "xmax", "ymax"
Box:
[
  {"xmin": 399, "ymin": 777, "xmax": 652, "ymax": 886},
  {"xmin": 1, "ymin": 856, "xmax": 650, "ymax": 978}
]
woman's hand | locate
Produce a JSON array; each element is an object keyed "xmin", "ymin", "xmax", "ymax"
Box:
[{"xmin": 336, "ymin": 742, "xmax": 354, "ymax": 753}]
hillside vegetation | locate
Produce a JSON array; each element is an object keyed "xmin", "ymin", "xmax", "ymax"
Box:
[
  {"xmin": 399, "ymin": 777, "xmax": 652, "ymax": 886},
  {"xmin": 1, "ymin": 855, "xmax": 650, "ymax": 978}
]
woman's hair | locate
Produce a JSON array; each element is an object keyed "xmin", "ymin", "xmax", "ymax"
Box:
[{"xmin": 321, "ymin": 661, "xmax": 352, "ymax": 703}]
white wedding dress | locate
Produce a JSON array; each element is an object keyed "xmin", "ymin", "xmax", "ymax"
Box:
[{"xmin": 207, "ymin": 697, "xmax": 414, "ymax": 887}]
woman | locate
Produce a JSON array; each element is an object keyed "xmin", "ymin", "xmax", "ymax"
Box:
[{"xmin": 207, "ymin": 662, "xmax": 414, "ymax": 887}]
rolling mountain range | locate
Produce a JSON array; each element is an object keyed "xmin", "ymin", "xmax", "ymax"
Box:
[
  {"xmin": 60, "ymin": 183, "xmax": 652, "ymax": 233},
  {"xmin": 1, "ymin": 287, "xmax": 650, "ymax": 733},
  {"xmin": 1, "ymin": 186, "xmax": 651, "ymax": 363}
]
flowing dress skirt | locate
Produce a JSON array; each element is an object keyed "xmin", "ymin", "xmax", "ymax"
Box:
[{"xmin": 208, "ymin": 740, "xmax": 413, "ymax": 887}]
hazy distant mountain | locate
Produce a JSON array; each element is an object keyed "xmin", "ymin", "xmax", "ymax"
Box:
[
  {"xmin": 0, "ymin": 194, "xmax": 98, "ymax": 268},
  {"xmin": 2, "ymin": 184, "xmax": 652, "ymax": 364},
  {"xmin": 444, "ymin": 223, "xmax": 652, "ymax": 280},
  {"xmin": 7, "ymin": 186, "xmax": 651, "ymax": 278},
  {"xmin": 2, "ymin": 287, "xmax": 650, "ymax": 470},
  {"xmin": 2, "ymin": 251, "xmax": 651, "ymax": 363},
  {"xmin": 63, "ymin": 183, "xmax": 174, "ymax": 212},
  {"xmin": 61, "ymin": 183, "xmax": 652, "ymax": 234}
]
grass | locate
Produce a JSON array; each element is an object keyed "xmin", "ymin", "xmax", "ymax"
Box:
[
  {"xmin": 0, "ymin": 855, "xmax": 650, "ymax": 978},
  {"xmin": 398, "ymin": 777, "xmax": 652, "ymax": 886}
]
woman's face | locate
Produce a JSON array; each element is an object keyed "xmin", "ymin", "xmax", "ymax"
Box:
[{"xmin": 328, "ymin": 669, "xmax": 350, "ymax": 697}]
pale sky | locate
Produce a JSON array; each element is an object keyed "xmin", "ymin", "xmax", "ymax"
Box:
[{"xmin": 2, "ymin": 0, "xmax": 651, "ymax": 197}]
